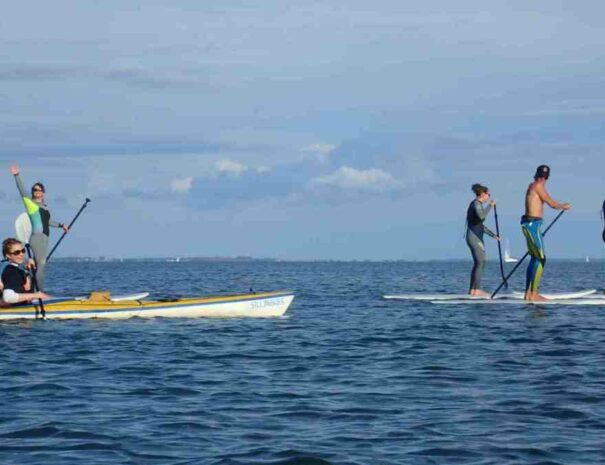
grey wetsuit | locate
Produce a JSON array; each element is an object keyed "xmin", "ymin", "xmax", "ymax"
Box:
[{"xmin": 466, "ymin": 200, "xmax": 496, "ymax": 291}]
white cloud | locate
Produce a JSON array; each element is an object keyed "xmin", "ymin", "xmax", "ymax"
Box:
[
  {"xmin": 311, "ymin": 166, "xmax": 399, "ymax": 191},
  {"xmin": 302, "ymin": 143, "xmax": 338, "ymax": 162},
  {"xmin": 215, "ymin": 159, "xmax": 248, "ymax": 176},
  {"xmin": 171, "ymin": 176, "xmax": 193, "ymax": 193}
]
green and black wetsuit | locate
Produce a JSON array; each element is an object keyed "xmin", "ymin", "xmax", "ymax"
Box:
[{"xmin": 13, "ymin": 173, "xmax": 64, "ymax": 290}]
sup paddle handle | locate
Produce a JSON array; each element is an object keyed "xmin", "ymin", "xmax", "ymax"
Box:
[
  {"xmin": 46, "ymin": 198, "xmax": 90, "ymax": 263},
  {"xmin": 491, "ymin": 210, "xmax": 565, "ymax": 299}
]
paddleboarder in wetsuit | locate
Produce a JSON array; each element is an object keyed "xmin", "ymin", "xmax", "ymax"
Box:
[
  {"xmin": 10, "ymin": 165, "xmax": 69, "ymax": 291},
  {"xmin": 521, "ymin": 165, "xmax": 571, "ymax": 301},
  {"xmin": 466, "ymin": 184, "xmax": 500, "ymax": 296}
]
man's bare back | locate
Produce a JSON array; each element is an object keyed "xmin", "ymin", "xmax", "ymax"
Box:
[{"xmin": 524, "ymin": 179, "xmax": 571, "ymax": 218}]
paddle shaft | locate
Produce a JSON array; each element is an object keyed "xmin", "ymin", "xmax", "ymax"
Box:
[
  {"xmin": 493, "ymin": 205, "xmax": 507, "ymax": 289},
  {"xmin": 46, "ymin": 198, "xmax": 90, "ymax": 263},
  {"xmin": 25, "ymin": 244, "xmax": 45, "ymax": 319},
  {"xmin": 490, "ymin": 210, "xmax": 565, "ymax": 299}
]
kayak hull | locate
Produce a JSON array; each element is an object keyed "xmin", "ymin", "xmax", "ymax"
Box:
[{"xmin": 0, "ymin": 291, "xmax": 294, "ymax": 320}]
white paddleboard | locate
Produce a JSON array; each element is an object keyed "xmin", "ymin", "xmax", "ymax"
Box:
[
  {"xmin": 511, "ymin": 289, "xmax": 597, "ymax": 299},
  {"xmin": 384, "ymin": 294, "xmax": 491, "ymax": 301},
  {"xmin": 384, "ymin": 289, "xmax": 598, "ymax": 301},
  {"xmin": 111, "ymin": 292, "xmax": 150, "ymax": 302},
  {"xmin": 432, "ymin": 298, "xmax": 605, "ymax": 306},
  {"xmin": 71, "ymin": 292, "xmax": 150, "ymax": 302}
]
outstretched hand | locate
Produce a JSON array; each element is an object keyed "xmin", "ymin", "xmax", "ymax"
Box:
[
  {"xmin": 561, "ymin": 203, "xmax": 572, "ymax": 211},
  {"xmin": 10, "ymin": 165, "xmax": 19, "ymax": 175},
  {"xmin": 62, "ymin": 224, "xmax": 70, "ymax": 233}
]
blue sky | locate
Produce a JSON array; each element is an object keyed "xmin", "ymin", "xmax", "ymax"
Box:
[{"xmin": 1, "ymin": 1, "xmax": 604, "ymax": 259}]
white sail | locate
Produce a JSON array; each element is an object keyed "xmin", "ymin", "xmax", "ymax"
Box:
[{"xmin": 504, "ymin": 240, "xmax": 518, "ymax": 263}]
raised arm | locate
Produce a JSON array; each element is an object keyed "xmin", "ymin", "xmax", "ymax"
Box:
[{"xmin": 10, "ymin": 165, "xmax": 29, "ymax": 199}]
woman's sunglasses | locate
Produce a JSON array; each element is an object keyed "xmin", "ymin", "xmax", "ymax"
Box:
[{"xmin": 8, "ymin": 248, "xmax": 26, "ymax": 255}]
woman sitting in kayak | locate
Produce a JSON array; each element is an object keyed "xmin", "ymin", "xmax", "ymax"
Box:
[
  {"xmin": 466, "ymin": 184, "xmax": 500, "ymax": 296},
  {"xmin": 1, "ymin": 238, "xmax": 49, "ymax": 304}
]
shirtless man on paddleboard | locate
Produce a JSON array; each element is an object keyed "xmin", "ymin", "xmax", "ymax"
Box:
[{"xmin": 521, "ymin": 165, "xmax": 571, "ymax": 301}]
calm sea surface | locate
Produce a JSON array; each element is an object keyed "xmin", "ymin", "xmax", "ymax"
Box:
[{"xmin": 1, "ymin": 260, "xmax": 605, "ymax": 465}]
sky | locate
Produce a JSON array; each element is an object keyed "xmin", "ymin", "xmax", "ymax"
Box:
[{"xmin": 1, "ymin": 1, "xmax": 604, "ymax": 259}]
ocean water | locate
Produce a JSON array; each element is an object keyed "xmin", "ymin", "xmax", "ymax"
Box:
[{"xmin": 1, "ymin": 260, "xmax": 605, "ymax": 465}]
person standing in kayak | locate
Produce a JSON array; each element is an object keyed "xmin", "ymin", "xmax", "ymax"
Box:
[
  {"xmin": 10, "ymin": 165, "xmax": 69, "ymax": 291},
  {"xmin": 466, "ymin": 184, "xmax": 500, "ymax": 296},
  {"xmin": 1, "ymin": 238, "xmax": 49, "ymax": 304},
  {"xmin": 521, "ymin": 165, "xmax": 571, "ymax": 301}
]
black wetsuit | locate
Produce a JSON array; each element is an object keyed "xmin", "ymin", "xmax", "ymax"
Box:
[{"xmin": 466, "ymin": 200, "xmax": 496, "ymax": 291}]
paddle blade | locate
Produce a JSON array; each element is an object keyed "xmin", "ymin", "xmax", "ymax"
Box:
[{"xmin": 15, "ymin": 213, "xmax": 32, "ymax": 244}]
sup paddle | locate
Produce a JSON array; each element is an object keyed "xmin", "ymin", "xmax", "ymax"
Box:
[
  {"xmin": 46, "ymin": 198, "xmax": 91, "ymax": 263},
  {"xmin": 602, "ymin": 199, "xmax": 605, "ymax": 244},
  {"xmin": 493, "ymin": 204, "xmax": 507, "ymax": 290},
  {"xmin": 490, "ymin": 210, "xmax": 565, "ymax": 299},
  {"xmin": 15, "ymin": 214, "xmax": 45, "ymax": 318}
]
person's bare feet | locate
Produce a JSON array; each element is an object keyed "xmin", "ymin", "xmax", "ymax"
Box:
[
  {"xmin": 469, "ymin": 289, "xmax": 490, "ymax": 297},
  {"xmin": 525, "ymin": 292, "xmax": 549, "ymax": 302}
]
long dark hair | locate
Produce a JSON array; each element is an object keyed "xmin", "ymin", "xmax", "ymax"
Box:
[{"xmin": 31, "ymin": 182, "xmax": 45, "ymax": 196}]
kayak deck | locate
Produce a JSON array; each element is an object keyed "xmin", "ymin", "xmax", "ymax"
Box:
[{"xmin": 0, "ymin": 291, "xmax": 294, "ymax": 320}]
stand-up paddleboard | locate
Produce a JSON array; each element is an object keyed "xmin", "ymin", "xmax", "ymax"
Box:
[
  {"xmin": 50, "ymin": 292, "xmax": 150, "ymax": 303},
  {"xmin": 511, "ymin": 289, "xmax": 597, "ymax": 299},
  {"xmin": 384, "ymin": 294, "xmax": 491, "ymax": 301},
  {"xmin": 74, "ymin": 292, "xmax": 150, "ymax": 302},
  {"xmin": 111, "ymin": 292, "xmax": 150, "ymax": 302},
  {"xmin": 432, "ymin": 297, "xmax": 605, "ymax": 306},
  {"xmin": 384, "ymin": 289, "xmax": 598, "ymax": 301}
]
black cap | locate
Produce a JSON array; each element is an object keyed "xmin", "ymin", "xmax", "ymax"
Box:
[{"xmin": 534, "ymin": 164, "xmax": 550, "ymax": 180}]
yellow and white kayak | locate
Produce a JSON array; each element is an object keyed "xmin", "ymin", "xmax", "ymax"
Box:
[{"xmin": 0, "ymin": 290, "xmax": 294, "ymax": 320}]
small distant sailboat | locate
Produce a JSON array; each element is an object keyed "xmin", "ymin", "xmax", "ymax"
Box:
[
  {"xmin": 586, "ymin": 256, "xmax": 590, "ymax": 263},
  {"xmin": 504, "ymin": 240, "xmax": 518, "ymax": 263}
]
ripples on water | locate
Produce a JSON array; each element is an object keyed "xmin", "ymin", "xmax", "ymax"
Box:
[{"xmin": 1, "ymin": 260, "xmax": 605, "ymax": 464}]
